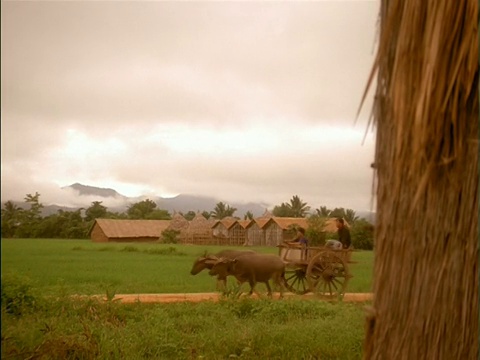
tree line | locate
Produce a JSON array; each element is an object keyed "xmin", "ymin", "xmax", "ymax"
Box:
[{"xmin": 1, "ymin": 193, "xmax": 374, "ymax": 249}]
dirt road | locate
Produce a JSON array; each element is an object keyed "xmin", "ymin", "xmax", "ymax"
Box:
[{"xmin": 81, "ymin": 292, "xmax": 373, "ymax": 304}]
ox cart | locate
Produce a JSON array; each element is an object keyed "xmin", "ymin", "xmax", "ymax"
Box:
[{"xmin": 277, "ymin": 243, "xmax": 353, "ymax": 299}]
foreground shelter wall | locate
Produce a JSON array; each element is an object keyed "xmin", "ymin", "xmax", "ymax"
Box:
[{"xmin": 362, "ymin": 1, "xmax": 478, "ymax": 359}]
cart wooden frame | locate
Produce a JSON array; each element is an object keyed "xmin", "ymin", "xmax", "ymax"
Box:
[{"xmin": 278, "ymin": 243, "xmax": 353, "ymax": 299}]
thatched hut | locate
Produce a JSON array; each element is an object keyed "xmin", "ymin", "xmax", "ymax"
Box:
[
  {"xmin": 89, "ymin": 219, "xmax": 171, "ymax": 243},
  {"xmin": 263, "ymin": 217, "xmax": 309, "ymax": 246},
  {"xmin": 212, "ymin": 216, "xmax": 236, "ymax": 238},
  {"xmin": 167, "ymin": 212, "xmax": 190, "ymax": 232},
  {"xmin": 361, "ymin": 1, "xmax": 478, "ymax": 358},
  {"xmin": 227, "ymin": 220, "xmax": 247, "ymax": 246},
  {"xmin": 245, "ymin": 217, "xmax": 270, "ymax": 246},
  {"xmin": 182, "ymin": 212, "xmax": 214, "ymax": 245},
  {"xmin": 165, "ymin": 212, "xmax": 190, "ymax": 243},
  {"xmin": 211, "ymin": 217, "xmax": 246, "ymax": 246}
]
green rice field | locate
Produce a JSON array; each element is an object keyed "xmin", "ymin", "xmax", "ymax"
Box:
[
  {"xmin": 1, "ymin": 239, "xmax": 373, "ymax": 296},
  {"xmin": 1, "ymin": 239, "xmax": 373, "ymax": 359}
]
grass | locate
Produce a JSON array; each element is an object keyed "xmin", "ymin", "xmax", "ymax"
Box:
[
  {"xmin": 1, "ymin": 239, "xmax": 373, "ymax": 296},
  {"xmin": 1, "ymin": 291, "xmax": 367, "ymax": 359},
  {"xmin": 1, "ymin": 239, "xmax": 372, "ymax": 359}
]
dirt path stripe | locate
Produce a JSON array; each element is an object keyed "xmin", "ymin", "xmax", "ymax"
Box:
[{"xmin": 75, "ymin": 292, "xmax": 373, "ymax": 303}]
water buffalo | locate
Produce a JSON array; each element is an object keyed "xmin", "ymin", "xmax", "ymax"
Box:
[
  {"xmin": 190, "ymin": 249, "xmax": 256, "ymax": 289},
  {"xmin": 208, "ymin": 253, "xmax": 286, "ymax": 298}
]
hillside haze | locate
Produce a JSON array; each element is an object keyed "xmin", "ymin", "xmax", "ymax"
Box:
[
  {"xmin": 7, "ymin": 183, "xmax": 375, "ymax": 222},
  {"xmin": 63, "ymin": 183, "xmax": 127, "ymax": 199},
  {"xmin": 61, "ymin": 183, "xmax": 268, "ymax": 217}
]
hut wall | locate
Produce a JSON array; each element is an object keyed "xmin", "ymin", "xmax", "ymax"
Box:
[
  {"xmin": 213, "ymin": 224, "xmax": 228, "ymax": 238},
  {"xmin": 246, "ymin": 225, "xmax": 265, "ymax": 246},
  {"xmin": 110, "ymin": 237, "xmax": 158, "ymax": 243},
  {"xmin": 264, "ymin": 224, "xmax": 283, "ymax": 246},
  {"xmin": 228, "ymin": 223, "xmax": 246, "ymax": 246},
  {"xmin": 91, "ymin": 224, "xmax": 109, "ymax": 242},
  {"xmin": 182, "ymin": 231, "xmax": 216, "ymax": 245}
]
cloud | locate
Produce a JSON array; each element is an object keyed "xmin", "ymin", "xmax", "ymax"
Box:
[{"xmin": 1, "ymin": 1, "xmax": 379, "ymax": 213}]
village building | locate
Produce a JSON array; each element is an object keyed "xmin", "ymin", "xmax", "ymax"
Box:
[
  {"xmin": 89, "ymin": 219, "xmax": 171, "ymax": 243},
  {"xmin": 245, "ymin": 217, "xmax": 270, "ymax": 246},
  {"xmin": 88, "ymin": 214, "xmax": 348, "ymax": 246},
  {"xmin": 165, "ymin": 212, "xmax": 190, "ymax": 242},
  {"xmin": 181, "ymin": 212, "xmax": 215, "ymax": 245},
  {"xmin": 263, "ymin": 217, "xmax": 309, "ymax": 246},
  {"xmin": 211, "ymin": 217, "xmax": 247, "ymax": 246}
]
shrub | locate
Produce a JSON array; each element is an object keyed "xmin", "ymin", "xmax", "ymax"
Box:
[
  {"xmin": 143, "ymin": 246, "xmax": 186, "ymax": 256},
  {"xmin": 306, "ymin": 216, "xmax": 327, "ymax": 246},
  {"xmin": 98, "ymin": 246, "xmax": 115, "ymax": 251},
  {"xmin": 1, "ymin": 273, "xmax": 37, "ymax": 316},
  {"xmin": 351, "ymin": 219, "xmax": 374, "ymax": 250},
  {"xmin": 121, "ymin": 246, "xmax": 139, "ymax": 252},
  {"xmin": 160, "ymin": 229, "xmax": 180, "ymax": 244}
]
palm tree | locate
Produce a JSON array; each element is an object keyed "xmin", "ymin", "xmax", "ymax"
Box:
[
  {"xmin": 1, "ymin": 200, "xmax": 20, "ymax": 238},
  {"xmin": 343, "ymin": 209, "xmax": 359, "ymax": 225},
  {"xmin": 287, "ymin": 195, "xmax": 310, "ymax": 218},
  {"xmin": 211, "ymin": 202, "xmax": 237, "ymax": 219},
  {"xmin": 330, "ymin": 207, "xmax": 346, "ymax": 219},
  {"xmin": 315, "ymin": 206, "xmax": 331, "ymax": 217},
  {"xmin": 244, "ymin": 211, "xmax": 254, "ymax": 220}
]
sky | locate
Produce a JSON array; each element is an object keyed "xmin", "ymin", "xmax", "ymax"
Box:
[{"xmin": 1, "ymin": 0, "xmax": 379, "ymax": 213}]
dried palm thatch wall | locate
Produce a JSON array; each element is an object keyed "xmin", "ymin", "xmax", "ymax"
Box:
[
  {"xmin": 228, "ymin": 222, "xmax": 247, "ymax": 246},
  {"xmin": 181, "ymin": 213, "xmax": 215, "ymax": 245},
  {"xmin": 245, "ymin": 217, "xmax": 270, "ymax": 246},
  {"xmin": 167, "ymin": 213, "xmax": 190, "ymax": 242},
  {"xmin": 362, "ymin": 1, "xmax": 478, "ymax": 359}
]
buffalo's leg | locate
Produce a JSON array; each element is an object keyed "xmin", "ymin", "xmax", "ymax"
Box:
[{"xmin": 264, "ymin": 280, "xmax": 273, "ymax": 297}]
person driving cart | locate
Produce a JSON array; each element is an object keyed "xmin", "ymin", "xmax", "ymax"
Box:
[{"xmin": 287, "ymin": 227, "xmax": 308, "ymax": 260}]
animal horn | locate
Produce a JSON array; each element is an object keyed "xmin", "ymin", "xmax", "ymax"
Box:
[{"xmin": 204, "ymin": 255, "xmax": 219, "ymax": 265}]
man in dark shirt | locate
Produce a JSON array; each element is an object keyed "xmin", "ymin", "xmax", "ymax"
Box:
[{"xmin": 336, "ymin": 218, "xmax": 351, "ymax": 249}]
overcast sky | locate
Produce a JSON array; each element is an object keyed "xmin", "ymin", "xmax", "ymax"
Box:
[{"xmin": 1, "ymin": 0, "xmax": 379, "ymax": 213}]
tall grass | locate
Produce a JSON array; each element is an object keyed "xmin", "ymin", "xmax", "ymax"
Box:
[
  {"xmin": 1, "ymin": 239, "xmax": 373, "ymax": 296},
  {"xmin": 1, "ymin": 278, "xmax": 367, "ymax": 359}
]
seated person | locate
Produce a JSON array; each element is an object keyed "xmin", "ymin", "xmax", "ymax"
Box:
[{"xmin": 287, "ymin": 227, "xmax": 308, "ymax": 260}]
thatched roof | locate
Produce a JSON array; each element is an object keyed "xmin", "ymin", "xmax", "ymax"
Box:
[
  {"xmin": 168, "ymin": 213, "xmax": 189, "ymax": 231},
  {"xmin": 246, "ymin": 217, "xmax": 271, "ymax": 229},
  {"xmin": 91, "ymin": 219, "xmax": 171, "ymax": 238},
  {"xmin": 263, "ymin": 217, "xmax": 309, "ymax": 230},
  {"xmin": 187, "ymin": 212, "xmax": 214, "ymax": 233},
  {"xmin": 212, "ymin": 216, "xmax": 237, "ymax": 230},
  {"xmin": 238, "ymin": 220, "xmax": 251, "ymax": 229}
]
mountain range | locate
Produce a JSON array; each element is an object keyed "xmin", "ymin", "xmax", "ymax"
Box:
[{"xmin": 9, "ymin": 183, "xmax": 376, "ymax": 222}]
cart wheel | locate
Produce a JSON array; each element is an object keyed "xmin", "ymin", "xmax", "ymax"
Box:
[
  {"xmin": 306, "ymin": 251, "xmax": 351, "ymax": 300},
  {"xmin": 283, "ymin": 267, "xmax": 310, "ymax": 295}
]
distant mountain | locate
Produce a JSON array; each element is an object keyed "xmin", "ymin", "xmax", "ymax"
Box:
[
  {"xmin": 6, "ymin": 183, "xmax": 375, "ymax": 222},
  {"xmin": 357, "ymin": 210, "xmax": 376, "ymax": 224},
  {"xmin": 58, "ymin": 184, "xmax": 269, "ymax": 218},
  {"xmin": 63, "ymin": 183, "xmax": 127, "ymax": 198},
  {"xmin": 157, "ymin": 194, "xmax": 268, "ymax": 218}
]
